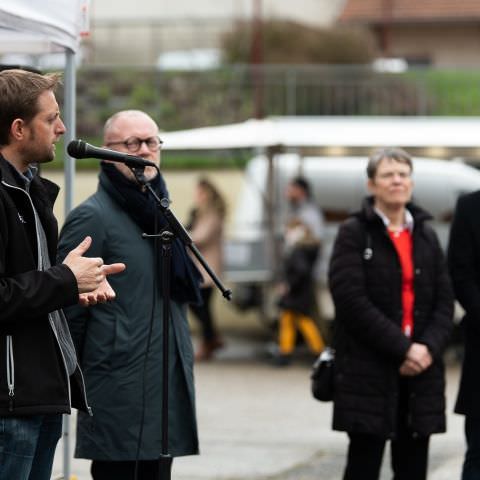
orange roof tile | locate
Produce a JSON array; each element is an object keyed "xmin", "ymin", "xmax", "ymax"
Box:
[{"xmin": 340, "ymin": 0, "xmax": 480, "ymax": 24}]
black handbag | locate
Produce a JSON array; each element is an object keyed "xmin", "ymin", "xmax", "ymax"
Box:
[{"xmin": 310, "ymin": 346, "xmax": 335, "ymax": 402}]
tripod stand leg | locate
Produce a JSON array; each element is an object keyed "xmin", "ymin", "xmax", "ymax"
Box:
[{"xmin": 159, "ymin": 455, "xmax": 172, "ymax": 479}]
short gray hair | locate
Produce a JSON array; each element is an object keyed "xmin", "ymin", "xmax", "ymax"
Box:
[{"xmin": 367, "ymin": 147, "xmax": 413, "ymax": 179}]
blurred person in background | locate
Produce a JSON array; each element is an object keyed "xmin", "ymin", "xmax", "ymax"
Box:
[
  {"xmin": 285, "ymin": 176, "xmax": 325, "ymax": 243},
  {"xmin": 273, "ymin": 217, "xmax": 325, "ymax": 366},
  {"xmin": 329, "ymin": 147, "xmax": 453, "ymax": 480},
  {"xmin": 448, "ymin": 190, "xmax": 480, "ymax": 480},
  {"xmin": 58, "ymin": 110, "xmax": 202, "ymax": 480},
  {"xmin": 187, "ymin": 177, "xmax": 226, "ymax": 361},
  {"xmin": 284, "ymin": 176, "xmax": 326, "ymax": 333}
]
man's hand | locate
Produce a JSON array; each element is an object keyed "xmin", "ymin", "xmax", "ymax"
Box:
[
  {"xmin": 78, "ymin": 275, "xmax": 120, "ymax": 306},
  {"xmin": 399, "ymin": 342, "xmax": 432, "ymax": 376},
  {"xmin": 62, "ymin": 236, "xmax": 126, "ymax": 299}
]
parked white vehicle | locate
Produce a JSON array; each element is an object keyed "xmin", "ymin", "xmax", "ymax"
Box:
[
  {"xmin": 224, "ymin": 154, "xmax": 480, "ymax": 318},
  {"xmin": 161, "ymin": 116, "xmax": 480, "ymax": 320}
]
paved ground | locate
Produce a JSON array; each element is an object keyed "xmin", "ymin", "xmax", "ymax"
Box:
[{"xmin": 52, "ymin": 332, "xmax": 466, "ymax": 480}]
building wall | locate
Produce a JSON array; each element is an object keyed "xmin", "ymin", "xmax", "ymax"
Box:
[
  {"xmin": 84, "ymin": 0, "xmax": 348, "ymax": 65},
  {"xmin": 380, "ymin": 24, "xmax": 480, "ymax": 67}
]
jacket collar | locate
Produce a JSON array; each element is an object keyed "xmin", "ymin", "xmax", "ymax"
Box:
[
  {"xmin": 0, "ymin": 154, "xmax": 60, "ymax": 205},
  {"xmin": 357, "ymin": 195, "xmax": 433, "ymax": 227}
]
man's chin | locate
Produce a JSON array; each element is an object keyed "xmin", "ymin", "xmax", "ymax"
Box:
[{"xmin": 37, "ymin": 154, "xmax": 55, "ymax": 164}]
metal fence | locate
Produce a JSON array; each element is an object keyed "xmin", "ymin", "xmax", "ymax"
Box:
[{"xmin": 75, "ymin": 65, "xmax": 480, "ymax": 136}]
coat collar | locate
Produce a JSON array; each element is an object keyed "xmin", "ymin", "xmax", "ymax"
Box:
[
  {"xmin": 0, "ymin": 154, "xmax": 60, "ymax": 205},
  {"xmin": 356, "ymin": 195, "xmax": 433, "ymax": 227}
]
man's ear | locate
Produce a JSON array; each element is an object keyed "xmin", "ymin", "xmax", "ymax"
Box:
[{"xmin": 10, "ymin": 118, "xmax": 25, "ymax": 141}]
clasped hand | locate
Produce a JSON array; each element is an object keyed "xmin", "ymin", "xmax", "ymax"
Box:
[{"xmin": 399, "ymin": 342, "xmax": 432, "ymax": 376}]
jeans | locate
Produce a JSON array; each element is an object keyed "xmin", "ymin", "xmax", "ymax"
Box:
[
  {"xmin": 462, "ymin": 416, "xmax": 480, "ymax": 480},
  {"xmin": 0, "ymin": 414, "xmax": 62, "ymax": 480}
]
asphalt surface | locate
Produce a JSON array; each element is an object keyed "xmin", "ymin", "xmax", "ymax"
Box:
[{"xmin": 52, "ymin": 333, "xmax": 466, "ymax": 480}]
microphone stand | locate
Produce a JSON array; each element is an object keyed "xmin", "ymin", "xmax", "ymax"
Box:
[{"xmin": 130, "ymin": 167, "xmax": 232, "ymax": 480}]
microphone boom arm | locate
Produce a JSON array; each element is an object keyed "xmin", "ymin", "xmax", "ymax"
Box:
[{"xmin": 132, "ymin": 167, "xmax": 232, "ymax": 301}]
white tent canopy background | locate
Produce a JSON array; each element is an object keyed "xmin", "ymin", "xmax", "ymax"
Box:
[
  {"xmin": 0, "ymin": 0, "xmax": 82, "ymax": 54},
  {"xmin": 0, "ymin": 0, "xmax": 85, "ymax": 214},
  {"xmin": 161, "ymin": 116, "xmax": 480, "ymax": 157}
]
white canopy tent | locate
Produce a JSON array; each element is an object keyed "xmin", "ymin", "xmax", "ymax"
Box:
[
  {"xmin": 0, "ymin": 0, "xmax": 85, "ymax": 215},
  {"xmin": 161, "ymin": 116, "xmax": 480, "ymax": 158},
  {"xmin": 0, "ymin": 2, "xmax": 85, "ymax": 479}
]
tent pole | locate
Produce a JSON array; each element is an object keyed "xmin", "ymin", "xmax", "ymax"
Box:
[
  {"xmin": 62, "ymin": 47, "xmax": 76, "ymax": 480},
  {"xmin": 64, "ymin": 48, "xmax": 76, "ymax": 215}
]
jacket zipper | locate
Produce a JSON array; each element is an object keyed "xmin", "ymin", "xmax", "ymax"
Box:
[
  {"xmin": 1, "ymin": 180, "xmax": 80, "ymax": 411},
  {"xmin": 6, "ymin": 335, "xmax": 14, "ymax": 412}
]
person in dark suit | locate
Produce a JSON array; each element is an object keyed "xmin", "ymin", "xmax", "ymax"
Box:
[{"xmin": 448, "ymin": 191, "xmax": 480, "ymax": 480}]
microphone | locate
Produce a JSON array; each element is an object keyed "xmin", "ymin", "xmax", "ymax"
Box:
[{"xmin": 67, "ymin": 140, "xmax": 157, "ymax": 169}]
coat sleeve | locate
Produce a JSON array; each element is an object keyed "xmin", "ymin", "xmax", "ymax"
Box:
[
  {"xmin": 328, "ymin": 219, "xmax": 411, "ymax": 361},
  {"xmin": 0, "ymin": 265, "xmax": 78, "ymax": 323},
  {"xmin": 0, "ymin": 199, "xmax": 78, "ymax": 323},
  {"xmin": 57, "ymin": 202, "xmax": 105, "ymax": 361},
  {"xmin": 416, "ymin": 227, "xmax": 454, "ymax": 357},
  {"xmin": 448, "ymin": 194, "xmax": 480, "ymax": 332}
]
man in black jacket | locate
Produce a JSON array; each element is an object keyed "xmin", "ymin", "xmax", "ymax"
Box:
[
  {"xmin": 448, "ymin": 191, "xmax": 480, "ymax": 480},
  {"xmin": 0, "ymin": 69, "xmax": 124, "ymax": 480}
]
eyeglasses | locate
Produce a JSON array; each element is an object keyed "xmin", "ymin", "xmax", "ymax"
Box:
[
  {"xmin": 377, "ymin": 171, "xmax": 411, "ymax": 180},
  {"xmin": 106, "ymin": 136, "xmax": 163, "ymax": 153}
]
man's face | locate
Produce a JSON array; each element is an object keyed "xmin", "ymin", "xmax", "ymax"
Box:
[
  {"xmin": 368, "ymin": 158, "xmax": 413, "ymax": 211},
  {"xmin": 20, "ymin": 90, "xmax": 65, "ymax": 165},
  {"xmin": 104, "ymin": 113, "xmax": 161, "ymax": 181},
  {"xmin": 285, "ymin": 183, "xmax": 304, "ymax": 205}
]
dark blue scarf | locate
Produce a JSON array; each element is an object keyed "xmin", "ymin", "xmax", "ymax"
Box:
[{"xmin": 100, "ymin": 162, "xmax": 202, "ymax": 305}]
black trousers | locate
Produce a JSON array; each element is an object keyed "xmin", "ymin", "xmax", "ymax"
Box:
[
  {"xmin": 343, "ymin": 431, "xmax": 429, "ymax": 480},
  {"xmin": 190, "ymin": 286, "xmax": 216, "ymax": 342},
  {"xmin": 343, "ymin": 381, "xmax": 430, "ymax": 480},
  {"xmin": 91, "ymin": 458, "xmax": 173, "ymax": 480}
]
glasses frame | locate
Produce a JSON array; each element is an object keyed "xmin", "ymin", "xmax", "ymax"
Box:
[{"xmin": 106, "ymin": 136, "xmax": 163, "ymax": 153}]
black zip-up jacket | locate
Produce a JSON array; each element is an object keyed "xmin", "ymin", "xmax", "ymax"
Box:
[
  {"xmin": 328, "ymin": 197, "xmax": 453, "ymax": 438},
  {"xmin": 0, "ymin": 154, "xmax": 89, "ymax": 416}
]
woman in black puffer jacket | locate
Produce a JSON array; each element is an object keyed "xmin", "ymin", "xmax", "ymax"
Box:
[{"xmin": 328, "ymin": 147, "xmax": 453, "ymax": 480}]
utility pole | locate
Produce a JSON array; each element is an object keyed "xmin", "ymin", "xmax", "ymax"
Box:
[
  {"xmin": 251, "ymin": 0, "xmax": 264, "ymax": 118},
  {"xmin": 380, "ymin": 0, "xmax": 393, "ymax": 56}
]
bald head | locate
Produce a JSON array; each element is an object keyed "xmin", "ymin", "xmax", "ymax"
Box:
[
  {"xmin": 104, "ymin": 110, "xmax": 159, "ymax": 143},
  {"xmin": 103, "ymin": 110, "xmax": 161, "ymax": 180}
]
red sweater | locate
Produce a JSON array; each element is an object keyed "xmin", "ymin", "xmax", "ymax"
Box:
[{"xmin": 388, "ymin": 228, "xmax": 414, "ymax": 338}]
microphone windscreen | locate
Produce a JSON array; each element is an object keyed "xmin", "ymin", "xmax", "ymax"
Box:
[{"xmin": 67, "ymin": 140, "xmax": 86, "ymax": 158}]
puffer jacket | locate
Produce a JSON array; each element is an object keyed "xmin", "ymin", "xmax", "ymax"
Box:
[{"xmin": 328, "ymin": 197, "xmax": 453, "ymax": 438}]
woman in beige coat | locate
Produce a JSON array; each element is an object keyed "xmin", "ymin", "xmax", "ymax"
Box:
[{"xmin": 188, "ymin": 178, "xmax": 227, "ymax": 360}]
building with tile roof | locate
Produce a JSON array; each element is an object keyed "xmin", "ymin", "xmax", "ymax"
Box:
[{"xmin": 339, "ymin": 0, "xmax": 480, "ymax": 66}]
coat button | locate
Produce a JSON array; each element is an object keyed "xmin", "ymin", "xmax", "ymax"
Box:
[{"xmin": 415, "ymin": 268, "xmax": 421, "ymax": 275}]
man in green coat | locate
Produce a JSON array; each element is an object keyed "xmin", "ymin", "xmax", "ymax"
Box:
[{"xmin": 58, "ymin": 110, "xmax": 202, "ymax": 480}]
